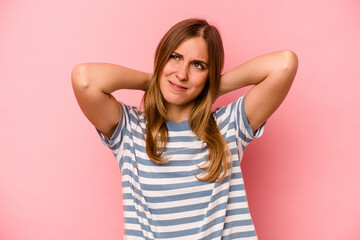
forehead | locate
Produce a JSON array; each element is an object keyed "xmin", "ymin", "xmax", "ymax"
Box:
[{"xmin": 174, "ymin": 37, "xmax": 208, "ymax": 63}]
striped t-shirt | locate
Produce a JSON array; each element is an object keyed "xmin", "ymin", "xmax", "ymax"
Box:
[{"xmin": 96, "ymin": 95, "xmax": 265, "ymax": 240}]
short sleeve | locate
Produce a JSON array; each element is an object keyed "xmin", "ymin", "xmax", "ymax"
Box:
[
  {"xmin": 239, "ymin": 93, "xmax": 266, "ymax": 140},
  {"xmin": 214, "ymin": 94, "xmax": 266, "ymax": 146},
  {"xmin": 95, "ymin": 101, "xmax": 129, "ymax": 148}
]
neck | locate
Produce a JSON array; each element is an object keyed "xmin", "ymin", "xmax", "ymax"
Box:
[{"xmin": 165, "ymin": 102, "xmax": 194, "ymax": 123}]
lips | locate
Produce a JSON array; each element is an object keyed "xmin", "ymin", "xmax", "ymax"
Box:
[{"xmin": 169, "ymin": 81, "xmax": 187, "ymax": 90}]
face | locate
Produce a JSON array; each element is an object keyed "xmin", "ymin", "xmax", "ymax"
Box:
[{"xmin": 159, "ymin": 36, "xmax": 209, "ymax": 114}]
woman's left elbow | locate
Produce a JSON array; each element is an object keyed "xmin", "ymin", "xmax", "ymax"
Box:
[{"xmin": 281, "ymin": 50, "xmax": 298, "ymax": 72}]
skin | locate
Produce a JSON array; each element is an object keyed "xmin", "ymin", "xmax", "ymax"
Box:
[
  {"xmin": 219, "ymin": 50, "xmax": 298, "ymax": 134},
  {"xmin": 159, "ymin": 37, "xmax": 209, "ymax": 122},
  {"xmin": 72, "ymin": 39, "xmax": 298, "ymax": 138}
]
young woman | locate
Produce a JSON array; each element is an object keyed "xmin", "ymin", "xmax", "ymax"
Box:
[{"xmin": 72, "ymin": 18, "xmax": 298, "ymax": 240}]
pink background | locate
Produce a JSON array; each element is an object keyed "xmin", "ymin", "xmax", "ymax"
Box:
[{"xmin": 1, "ymin": 0, "xmax": 359, "ymax": 239}]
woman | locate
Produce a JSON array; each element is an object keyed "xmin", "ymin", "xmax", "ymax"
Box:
[{"xmin": 72, "ymin": 18, "xmax": 298, "ymax": 240}]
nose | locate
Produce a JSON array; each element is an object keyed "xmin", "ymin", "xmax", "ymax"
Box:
[{"xmin": 175, "ymin": 63, "xmax": 188, "ymax": 81}]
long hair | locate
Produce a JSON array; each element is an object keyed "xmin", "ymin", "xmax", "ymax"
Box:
[{"xmin": 143, "ymin": 18, "xmax": 232, "ymax": 182}]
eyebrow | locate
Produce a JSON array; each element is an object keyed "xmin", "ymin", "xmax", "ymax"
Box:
[{"xmin": 173, "ymin": 52, "xmax": 208, "ymax": 66}]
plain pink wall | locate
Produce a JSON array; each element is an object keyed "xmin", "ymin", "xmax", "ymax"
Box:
[{"xmin": 1, "ymin": 0, "xmax": 359, "ymax": 239}]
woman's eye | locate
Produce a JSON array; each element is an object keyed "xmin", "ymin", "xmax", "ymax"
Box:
[
  {"xmin": 170, "ymin": 54, "xmax": 180, "ymax": 60},
  {"xmin": 193, "ymin": 63, "xmax": 204, "ymax": 70}
]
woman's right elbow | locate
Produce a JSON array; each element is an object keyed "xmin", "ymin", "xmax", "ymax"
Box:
[{"xmin": 71, "ymin": 64, "xmax": 90, "ymax": 89}]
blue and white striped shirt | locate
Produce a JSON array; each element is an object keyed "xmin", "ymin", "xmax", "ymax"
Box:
[{"xmin": 97, "ymin": 95, "xmax": 265, "ymax": 239}]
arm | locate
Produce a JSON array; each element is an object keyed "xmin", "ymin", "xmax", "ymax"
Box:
[
  {"xmin": 217, "ymin": 50, "xmax": 298, "ymax": 134},
  {"xmin": 71, "ymin": 63, "xmax": 151, "ymax": 138}
]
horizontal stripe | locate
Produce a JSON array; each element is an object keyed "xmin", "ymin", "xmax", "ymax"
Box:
[
  {"xmin": 123, "ymin": 194, "xmax": 249, "ymax": 217},
  {"xmin": 95, "ymin": 96, "xmax": 264, "ymax": 239}
]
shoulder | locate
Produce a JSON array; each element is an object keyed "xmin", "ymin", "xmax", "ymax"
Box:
[
  {"xmin": 111, "ymin": 101, "xmax": 146, "ymax": 136},
  {"xmin": 213, "ymin": 95, "xmax": 265, "ymax": 140},
  {"xmin": 213, "ymin": 96, "xmax": 245, "ymax": 121}
]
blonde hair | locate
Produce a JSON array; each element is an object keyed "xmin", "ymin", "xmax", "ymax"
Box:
[{"xmin": 143, "ymin": 18, "xmax": 231, "ymax": 182}]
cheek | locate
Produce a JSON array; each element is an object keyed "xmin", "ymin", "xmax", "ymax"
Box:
[
  {"xmin": 192, "ymin": 73, "xmax": 208, "ymax": 88},
  {"xmin": 159, "ymin": 65, "xmax": 171, "ymax": 88},
  {"xmin": 159, "ymin": 76, "xmax": 166, "ymax": 93},
  {"xmin": 162, "ymin": 62, "xmax": 175, "ymax": 77}
]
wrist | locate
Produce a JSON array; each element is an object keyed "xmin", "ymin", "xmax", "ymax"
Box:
[{"xmin": 143, "ymin": 72, "xmax": 152, "ymax": 91}]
